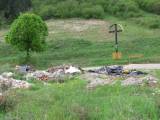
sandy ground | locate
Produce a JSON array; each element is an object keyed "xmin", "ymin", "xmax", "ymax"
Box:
[{"xmin": 84, "ymin": 64, "xmax": 160, "ymax": 70}]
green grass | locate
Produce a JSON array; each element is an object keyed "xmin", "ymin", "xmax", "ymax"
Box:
[
  {"xmin": 0, "ymin": 37, "xmax": 160, "ymax": 69},
  {"xmin": 0, "ymin": 78, "xmax": 160, "ymax": 120},
  {"xmin": 0, "ymin": 15, "xmax": 159, "ymax": 69}
]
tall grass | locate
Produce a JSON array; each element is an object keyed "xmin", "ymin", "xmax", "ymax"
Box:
[{"xmin": 1, "ymin": 79, "xmax": 159, "ymax": 120}]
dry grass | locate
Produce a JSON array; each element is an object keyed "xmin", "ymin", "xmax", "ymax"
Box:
[{"xmin": 46, "ymin": 19, "xmax": 113, "ymax": 41}]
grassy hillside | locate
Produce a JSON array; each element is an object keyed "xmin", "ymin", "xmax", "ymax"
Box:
[{"xmin": 0, "ymin": 14, "xmax": 160, "ymax": 70}]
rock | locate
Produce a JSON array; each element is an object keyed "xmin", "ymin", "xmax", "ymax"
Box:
[
  {"xmin": 81, "ymin": 73, "xmax": 115, "ymax": 89},
  {"xmin": 121, "ymin": 77, "xmax": 143, "ymax": 86},
  {"xmin": 0, "ymin": 75, "xmax": 31, "ymax": 91},
  {"xmin": 121, "ymin": 75, "xmax": 158, "ymax": 87},
  {"xmin": 65, "ymin": 66, "xmax": 81, "ymax": 74},
  {"xmin": 26, "ymin": 71, "xmax": 50, "ymax": 80},
  {"xmin": 11, "ymin": 79, "xmax": 31, "ymax": 89},
  {"xmin": 47, "ymin": 65, "xmax": 67, "ymax": 73},
  {"xmin": 143, "ymin": 75, "xmax": 158, "ymax": 87},
  {"xmin": 129, "ymin": 71, "xmax": 147, "ymax": 76},
  {"xmin": 0, "ymin": 76, "xmax": 12, "ymax": 92},
  {"xmin": 2, "ymin": 72, "xmax": 14, "ymax": 78},
  {"xmin": 26, "ymin": 65, "xmax": 82, "ymax": 82}
]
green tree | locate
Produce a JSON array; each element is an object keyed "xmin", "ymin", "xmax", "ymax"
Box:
[{"xmin": 5, "ymin": 13, "xmax": 48, "ymax": 61}]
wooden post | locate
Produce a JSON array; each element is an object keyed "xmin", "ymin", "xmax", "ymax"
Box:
[{"xmin": 109, "ymin": 24, "xmax": 123, "ymax": 60}]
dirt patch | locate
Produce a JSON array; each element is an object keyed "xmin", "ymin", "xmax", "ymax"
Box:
[
  {"xmin": 47, "ymin": 19, "xmax": 113, "ymax": 41},
  {"xmin": 47, "ymin": 19, "xmax": 108, "ymax": 32},
  {"xmin": 81, "ymin": 73, "xmax": 116, "ymax": 89}
]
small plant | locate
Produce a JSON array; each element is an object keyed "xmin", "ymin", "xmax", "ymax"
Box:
[
  {"xmin": 0, "ymin": 91, "xmax": 17, "ymax": 113},
  {"xmin": 82, "ymin": 5, "xmax": 105, "ymax": 19},
  {"xmin": 5, "ymin": 13, "xmax": 48, "ymax": 62}
]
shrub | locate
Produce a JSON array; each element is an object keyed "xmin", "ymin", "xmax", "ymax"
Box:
[
  {"xmin": 81, "ymin": 5, "xmax": 105, "ymax": 19},
  {"xmin": 0, "ymin": 91, "xmax": 17, "ymax": 112},
  {"xmin": 108, "ymin": 0, "xmax": 141, "ymax": 18},
  {"xmin": 55, "ymin": 0, "xmax": 81, "ymax": 18},
  {"xmin": 5, "ymin": 13, "xmax": 48, "ymax": 61},
  {"xmin": 38, "ymin": 5, "xmax": 56, "ymax": 20},
  {"xmin": 135, "ymin": 0, "xmax": 160, "ymax": 15},
  {"xmin": 92, "ymin": 0, "xmax": 111, "ymax": 12},
  {"xmin": 31, "ymin": 0, "xmax": 143, "ymax": 19}
]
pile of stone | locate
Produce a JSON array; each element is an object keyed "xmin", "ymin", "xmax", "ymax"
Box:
[
  {"xmin": 83, "ymin": 65, "xmax": 158, "ymax": 89},
  {"xmin": 25, "ymin": 65, "xmax": 82, "ymax": 82},
  {"xmin": 0, "ymin": 72, "xmax": 31, "ymax": 89},
  {"xmin": 121, "ymin": 75, "xmax": 158, "ymax": 87},
  {"xmin": 14, "ymin": 64, "xmax": 158, "ymax": 89},
  {"xmin": 0, "ymin": 72, "xmax": 31, "ymax": 93}
]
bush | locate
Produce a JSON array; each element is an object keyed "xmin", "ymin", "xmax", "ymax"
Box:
[
  {"xmin": 81, "ymin": 5, "xmax": 105, "ymax": 19},
  {"xmin": 92, "ymin": 0, "xmax": 111, "ymax": 12},
  {"xmin": 38, "ymin": 5, "xmax": 56, "ymax": 20},
  {"xmin": 55, "ymin": 0, "xmax": 81, "ymax": 18},
  {"xmin": 31, "ymin": 0, "xmax": 144, "ymax": 19},
  {"xmin": 108, "ymin": 0, "xmax": 141, "ymax": 18},
  {"xmin": 135, "ymin": 0, "xmax": 160, "ymax": 15}
]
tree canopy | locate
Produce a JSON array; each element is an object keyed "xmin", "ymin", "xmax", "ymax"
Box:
[{"xmin": 5, "ymin": 13, "xmax": 48, "ymax": 59}]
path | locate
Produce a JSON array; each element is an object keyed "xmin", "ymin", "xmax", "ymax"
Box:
[{"xmin": 84, "ymin": 64, "xmax": 160, "ymax": 70}]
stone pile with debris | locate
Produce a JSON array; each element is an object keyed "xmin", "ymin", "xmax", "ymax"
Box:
[
  {"xmin": 0, "ymin": 72, "xmax": 31, "ymax": 93},
  {"xmin": 121, "ymin": 75, "xmax": 158, "ymax": 86},
  {"xmin": 25, "ymin": 65, "xmax": 82, "ymax": 82},
  {"xmin": 88, "ymin": 65, "xmax": 147, "ymax": 76},
  {"xmin": 15, "ymin": 64, "xmax": 159, "ymax": 89},
  {"xmin": 83, "ymin": 65, "xmax": 158, "ymax": 89}
]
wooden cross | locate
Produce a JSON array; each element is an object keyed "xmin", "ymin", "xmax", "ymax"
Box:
[{"xmin": 109, "ymin": 24, "xmax": 123, "ymax": 53}]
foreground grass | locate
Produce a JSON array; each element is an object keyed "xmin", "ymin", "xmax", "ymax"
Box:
[{"xmin": 0, "ymin": 78, "xmax": 160, "ymax": 120}]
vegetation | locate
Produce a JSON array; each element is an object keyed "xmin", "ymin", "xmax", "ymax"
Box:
[
  {"xmin": 0, "ymin": 0, "xmax": 160, "ymax": 21},
  {"xmin": 134, "ymin": 0, "xmax": 160, "ymax": 15},
  {"xmin": 0, "ymin": 0, "xmax": 159, "ymax": 119},
  {"xmin": 0, "ymin": 0, "xmax": 31, "ymax": 20},
  {"xmin": 31, "ymin": 0, "xmax": 160, "ymax": 20},
  {"xmin": 0, "ymin": 77, "xmax": 160, "ymax": 120},
  {"xmin": 0, "ymin": 15, "xmax": 159, "ymax": 69},
  {"xmin": 5, "ymin": 13, "xmax": 48, "ymax": 61}
]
